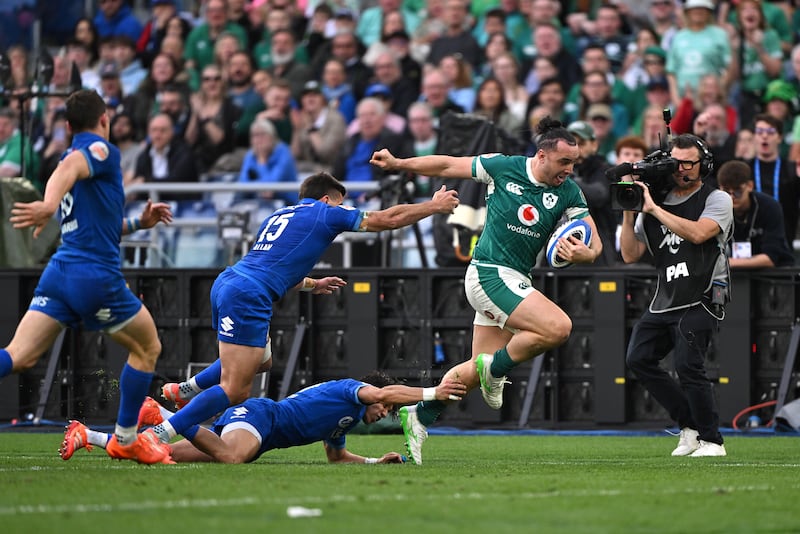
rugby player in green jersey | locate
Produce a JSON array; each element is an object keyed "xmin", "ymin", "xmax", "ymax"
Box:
[{"xmin": 370, "ymin": 117, "xmax": 602, "ymax": 463}]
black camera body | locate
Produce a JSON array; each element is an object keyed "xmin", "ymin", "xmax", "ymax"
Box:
[{"xmin": 608, "ymin": 149, "xmax": 678, "ymax": 211}]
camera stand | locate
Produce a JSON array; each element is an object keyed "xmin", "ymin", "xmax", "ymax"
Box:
[{"xmin": 369, "ymin": 173, "xmax": 428, "ymax": 268}]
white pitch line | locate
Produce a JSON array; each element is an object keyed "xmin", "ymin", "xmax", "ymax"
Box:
[{"xmin": 2, "ymin": 484, "xmax": 800, "ymax": 516}]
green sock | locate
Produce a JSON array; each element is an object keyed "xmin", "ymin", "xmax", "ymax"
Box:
[
  {"xmin": 416, "ymin": 400, "xmax": 445, "ymax": 427},
  {"xmin": 490, "ymin": 347, "xmax": 516, "ymax": 377}
]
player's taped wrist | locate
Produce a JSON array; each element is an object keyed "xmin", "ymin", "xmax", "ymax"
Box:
[
  {"xmin": 127, "ymin": 217, "xmax": 141, "ymax": 233},
  {"xmin": 300, "ymin": 277, "xmax": 316, "ymax": 292},
  {"xmin": 364, "ymin": 457, "xmax": 379, "ymax": 464},
  {"xmin": 422, "ymin": 387, "xmax": 436, "ymax": 401}
]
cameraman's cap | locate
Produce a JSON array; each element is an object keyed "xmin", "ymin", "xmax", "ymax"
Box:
[
  {"xmin": 567, "ymin": 120, "xmax": 596, "ymax": 141},
  {"xmin": 683, "ymin": 0, "xmax": 715, "ymax": 10},
  {"xmin": 586, "ymin": 103, "xmax": 613, "ymax": 121}
]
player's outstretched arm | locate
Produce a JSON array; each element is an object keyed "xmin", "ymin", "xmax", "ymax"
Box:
[
  {"xmin": 293, "ymin": 276, "xmax": 347, "ymax": 294},
  {"xmin": 323, "ymin": 443, "xmax": 406, "ymax": 464},
  {"xmin": 369, "ymin": 149, "xmax": 473, "ymax": 179},
  {"xmin": 359, "ymin": 377, "xmax": 467, "ymax": 406},
  {"xmin": 359, "ymin": 185, "xmax": 459, "ymax": 232}
]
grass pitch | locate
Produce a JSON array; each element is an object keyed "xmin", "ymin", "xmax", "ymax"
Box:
[{"xmin": 1, "ymin": 431, "xmax": 798, "ymax": 533}]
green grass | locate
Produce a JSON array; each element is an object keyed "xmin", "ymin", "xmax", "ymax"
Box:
[{"xmin": 1, "ymin": 432, "xmax": 798, "ymax": 533}]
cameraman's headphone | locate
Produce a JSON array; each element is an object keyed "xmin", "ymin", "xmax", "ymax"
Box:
[{"xmin": 685, "ymin": 134, "xmax": 714, "ymax": 178}]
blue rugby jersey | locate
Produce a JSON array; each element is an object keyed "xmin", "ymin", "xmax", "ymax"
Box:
[
  {"xmin": 214, "ymin": 379, "xmax": 369, "ymax": 457},
  {"xmin": 232, "ymin": 199, "xmax": 363, "ymax": 300},
  {"xmin": 51, "ymin": 132, "xmax": 124, "ymax": 269}
]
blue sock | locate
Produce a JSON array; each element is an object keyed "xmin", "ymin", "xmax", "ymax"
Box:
[
  {"xmin": 117, "ymin": 364, "xmax": 153, "ymax": 428},
  {"xmin": 167, "ymin": 385, "xmax": 230, "ymax": 436},
  {"xmin": 182, "ymin": 424, "xmax": 201, "ymax": 441},
  {"xmin": 194, "ymin": 359, "xmax": 222, "ymax": 389},
  {"xmin": 0, "ymin": 349, "xmax": 13, "ymax": 379}
]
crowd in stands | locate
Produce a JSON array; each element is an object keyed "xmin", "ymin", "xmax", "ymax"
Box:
[{"xmin": 1, "ymin": 0, "xmax": 800, "ymax": 267}]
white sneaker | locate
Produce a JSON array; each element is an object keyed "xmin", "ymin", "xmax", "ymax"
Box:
[
  {"xmin": 475, "ymin": 353, "xmax": 510, "ymax": 410},
  {"xmin": 671, "ymin": 428, "xmax": 700, "ymax": 456},
  {"xmin": 689, "ymin": 440, "xmax": 727, "ymax": 457},
  {"xmin": 399, "ymin": 405, "xmax": 427, "ymax": 465}
]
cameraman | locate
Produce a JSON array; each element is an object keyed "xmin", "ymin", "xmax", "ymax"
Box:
[{"xmin": 619, "ymin": 134, "xmax": 733, "ymax": 458}]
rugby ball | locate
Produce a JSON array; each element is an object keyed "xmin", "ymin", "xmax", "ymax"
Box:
[{"xmin": 545, "ymin": 219, "xmax": 592, "ymax": 269}]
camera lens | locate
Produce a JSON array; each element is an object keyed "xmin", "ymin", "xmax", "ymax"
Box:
[{"xmin": 611, "ymin": 184, "xmax": 643, "ymax": 211}]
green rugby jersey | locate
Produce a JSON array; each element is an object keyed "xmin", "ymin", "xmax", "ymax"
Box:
[{"xmin": 470, "ymin": 154, "xmax": 589, "ymax": 274}]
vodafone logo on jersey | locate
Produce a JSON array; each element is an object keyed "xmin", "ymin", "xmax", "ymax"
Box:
[
  {"xmin": 517, "ymin": 204, "xmax": 539, "ymax": 226},
  {"xmin": 89, "ymin": 141, "xmax": 109, "ymax": 161}
]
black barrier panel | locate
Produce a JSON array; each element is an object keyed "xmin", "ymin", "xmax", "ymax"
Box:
[
  {"xmin": 433, "ymin": 328, "xmax": 471, "ymax": 370},
  {"xmin": 557, "ymin": 328, "xmax": 594, "ymax": 371},
  {"xmin": 312, "ymin": 327, "xmax": 349, "ymax": 374},
  {"xmin": 269, "ymin": 326, "xmax": 296, "ymax": 372},
  {"xmin": 188, "ymin": 327, "xmax": 218, "ymax": 365},
  {"xmin": 753, "ymin": 277, "xmax": 798, "ymax": 320},
  {"xmin": 313, "ymin": 285, "xmax": 348, "ymax": 320},
  {"xmin": 431, "ymin": 276, "xmax": 472, "ymax": 319},
  {"xmin": 558, "ymin": 380, "xmax": 595, "ymax": 422},
  {"xmin": 73, "ymin": 369, "xmax": 121, "ymax": 424},
  {"xmin": 555, "ymin": 277, "xmax": 594, "ymax": 319},
  {"xmin": 626, "ymin": 380, "xmax": 672, "ymax": 423},
  {"xmin": 1, "ymin": 267, "xmax": 793, "ymax": 427},
  {"xmin": 379, "ymin": 276, "xmax": 422, "ymax": 320},
  {"xmin": 137, "ymin": 275, "xmax": 181, "ymax": 319},
  {"xmin": 753, "ymin": 329, "xmax": 792, "ymax": 372},
  {"xmin": 379, "ymin": 328, "xmax": 424, "ymax": 370},
  {"xmin": 189, "ymin": 274, "xmax": 216, "ymax": 319}
]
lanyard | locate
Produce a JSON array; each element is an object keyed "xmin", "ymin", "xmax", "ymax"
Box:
[{"xmin": 754, "ymin": 158, "xmax": 780, "ymax": 201}]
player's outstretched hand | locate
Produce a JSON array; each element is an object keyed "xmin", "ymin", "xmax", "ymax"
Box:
[
  {"xmin": 312, "ymin": 276, "xmax": 347, "ymax": 295},
  {"xmin": 431, "ymin": 185, "xmax": 459, "ymax": 215},
  {"xmin": 140, "ymin": 199, "xmax": 173, "ymax": 229},
  {"xmin": 369, "ymin": 149, "xmax": 397, "ymax": 171},
  {"xmin": 435, "ymin": 377, "xmax": 468, "ymax": 401},
  {"xmin": 378, "ymin": 452, "xmax": 407, "ymax": 464},
  {"xmin": 9, "ymin": 200, "xmax": 55, "ymax": 238}
]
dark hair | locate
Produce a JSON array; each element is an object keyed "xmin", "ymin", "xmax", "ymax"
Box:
[
  {"xmin": 299, "ymin": 172, "xmax": 347, "ymax": 199},
  {"xmin": 717, "ymin": 160, "xmax": 752, "ymax": 189},
  {"xmin": 752, "ymin": 113, "xmax": 783, "ymax": 135},
  {"xmin": 485, "ymin": 8, "xmax": 506, "ymax": 22},
  {"xmin": 536, "ymin": 116, "xmax": 577, "ymax": 151},
  {"xmin": 359, "ymin": 370, "xmax": 398, "ymax": 389},
  {"xmin": 476, "ymin": 77, "xmax": 508, "ymax": 121},
  {"xmin": 65, "ymin": 89, "xmax": 106, "ymax": 133}
]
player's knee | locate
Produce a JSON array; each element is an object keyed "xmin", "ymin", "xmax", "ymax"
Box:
[
  {"xmin": 547, "ymin": 316, "xmax": 572, "ymax": 346},
  {"xmin": 217, "ymin": 451, "xmax": 247, "ymax": 464},
  {"xmin": 141, "ymin": 337, "xmax": 162, "ymax": 365}
]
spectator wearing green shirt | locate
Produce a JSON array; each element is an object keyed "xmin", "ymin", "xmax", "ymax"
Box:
[
  {"xmin": 0, "ymin": 108, "xmax": 40, "ymax": 191},
  {"xmin": 357, "ymin": 0, "xmax": 421, "ymax": 48},
  {"xmin": 183, "ymin": 0, "xmax": 248, "ymax": 90},
  {"xmin": 727, "ymin": 0, "xmax": 783, "ymax": 130},
  {"xmin": 666, "ymin": 0, "xmax": 731, "ymax": 110}
]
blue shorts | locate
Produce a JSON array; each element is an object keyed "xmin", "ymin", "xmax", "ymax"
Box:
[
  {"xmin": 210, "ymin": 268, "xmax": 273, "ymax": 347},
  {"xmin": 211, "ymin": 397, "xmax": 278, "ymax": 461},
  {"xmin": 30, "ymin": 258, "xmax": 142, "ymax": 332}
]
